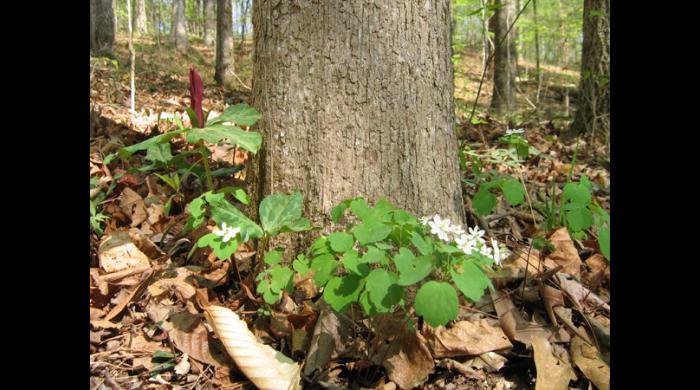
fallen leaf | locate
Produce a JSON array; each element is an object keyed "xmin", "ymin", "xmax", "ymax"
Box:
[
  {"xmin": 371, "ymin": 314, "xmax": 434, "ymax": 389},
  {"xmin": 98, "ymin": 231, "xmax": 152, "ymax": 273},
  {"xmin": 168, "ymin": 321, "xmax": 232, "ymax": 368},
  {"xmin": 424, "ymin": 319, "xmax": 512, "ymax": 358},
  {"xmin": 104, "ymin": 269, "xmax": 152, "ymax": 321},
  {"xmin": 490, "ymin": 290, "xmax": 563, "ymax": 347},
  {"xmin": 532, "ymin": 335, "xmax": 576, "ymax": 390},
  {"xmin": 571, "ymin": 336, "xmax": 610, "ymax": 390},
  {"xmin": 148, "ymin": 278, "xmax": 196, "ymax": 300},
  {"xmin": 304, "ymin": 302, "xmax": 354, "ymax": 377},
  {"xmin": 583, "ymin": 253, "xmax": 609, "ymax": 289},
  {"xmin": 204, "ymin": 305, "xmax": 302, "ymax": 390},
  {"xmin": 545, "ymin": 228, "xmax": 582, "ymax": 277},
  {"xmin": 118, "ymin": 187, "xmax": 148, "ymax": 227},
  {"xmin": 539, "ymin": 284, "xmax": 565, "ymax": 325},
  {"xmin": 556, "ymin": 273, "xmax": 610, "ymax": 312},
  {"xmin": 174, "ymin": 354, "xmax": 191, "ymax": 376},
  {"xmin": 90, "ymin": 319, "xmax": 119, "ymax": 330}
]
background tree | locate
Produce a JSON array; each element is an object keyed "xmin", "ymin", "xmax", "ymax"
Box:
[
  {"xmin": 135, "ymin": 0, "xmax": 148, "ymax": 36},
  {"xmin": 91, "ymin": 0, "xmax": 116, "ymax": 57},
  {"xmin": 171, "ymin": 0, "xmax": 188, "ymax": 53},
  {"xmin": 569, "ymin": 0, "xmax": 609, "ymax": 139},
  {"xmin": 490, "ymin": 0, "xmax": 517, "ymax": 114},
  {"xmin": 250, "ymin": 0, "xmax": 465, "ymax": 255},
  {"xmin": 203, "ymin": 0, "xmax": 216, "ymax": 46},
  {"xmin": 237, "ymin": 0, "xmax": 251, "ymax": 47},
  {"xmin": 214, "ymin": 0, "xmax": 235, "ymax": 88}
]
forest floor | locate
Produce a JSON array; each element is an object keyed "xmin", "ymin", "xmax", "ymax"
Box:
[{"xmin": 90, "ymin": 36, "xmax": 610, "ymax": 390}]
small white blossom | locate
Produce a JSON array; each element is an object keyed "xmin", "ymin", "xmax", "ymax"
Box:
[
  {"xmin": 420, "ymin": 216, "xmax": 431, "ymax": 225},
  {"xmin": 214, "ymin": 222, "xmax": 241, "ymax": 243},
  {"xmin": 506, "ymin": 128, "xmax": 525, "ymax": 135},
  {"xmin": 449, "ymin": 224, "xmax": 465, "ymax": 236},
  {"xmin": 428, "ymin": 215, "xmax": 452, "ymax": 242},
  {"xmin": 467, "ymin": 226, "xmax": 485, "ymax": 242},
  {"xmin": 480, "ymin": 245, "xmax": 493, "ymax": 257},
  {"xmin": 491, "ymin": 238, "xmax": 501, "ymax": 266},
  {"xmin": 455, "ymin": 234, "xmax": 475, "ymax": 255}
]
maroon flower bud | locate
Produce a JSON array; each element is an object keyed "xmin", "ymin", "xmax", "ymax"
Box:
[{"xmin": 189, "ymin": 68, "xmax": 204, "ymax": 128}]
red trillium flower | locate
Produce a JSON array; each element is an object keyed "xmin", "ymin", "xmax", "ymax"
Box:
[{"xmin": 189, "ymin": 68, "xmax": 204, "ymax": 128}]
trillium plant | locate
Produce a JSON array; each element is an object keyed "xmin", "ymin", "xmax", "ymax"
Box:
[{"xmin": 257, "ymin": 197, "xmax": 510, "ymax": 327}]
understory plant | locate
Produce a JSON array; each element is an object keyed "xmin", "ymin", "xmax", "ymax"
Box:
[{"xmin": 257, "ymin": 197, "xmax": 509, "ymax": 327}]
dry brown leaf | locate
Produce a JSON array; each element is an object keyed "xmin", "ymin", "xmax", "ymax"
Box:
[
  {"xmin": 532, "ymin": 335, "xmax": 576, "ymax": 390},
  {"xmin": 148, "ymin": 278, "xmax": 196, "ymax": 300},
  {"xmin": 169, "ymin": 321, "xmax": 233, "ymax": 368},
  {"xmin": 545, "ymin": 228, "xmax": 582, "ymax": 277},
  {"xmin": 90, "ymin": 319, "xmax": 119, "ymax": 330},
  {"xmin": 118, "ymin": 187, "xmax": 148, "ymax": 227},
  {"xmin": 540, "ymin": 284, "xmax": 565, "ymax": 325},
  {"xmin": 304, "ymin": 302, "xmax": 354, "ymax": 377},
  {"xmin": 98, "ymin": 231, "xmax": 152, "ymax": 273},
  {"xmin": 424, "ymin": 319, "xmax": 512, "ymax": 358},
  {"xmin": 371, "ymin": 314, "xmax": 434, "ymax": 389},
  {"xmin": 490, "ymin": 290, "xmax": 561, "ymax": 347},
  {"xmin": 502, "ymin": 248, "xmax": 558, "ymax": 279},
  {"xmin": 556, "ymin": 273, "xmax": 610, "ymax": 312},
  {"xmin": 583, "ymin": 253, "xmax": 610, "ymax": 290},
  {"xmin": 571, "ymin": 336, "xmax": 610, "ymax": 390},
  {"xmin": 104, "ymin": 269, "xmax": 152, "ymax": 321}
]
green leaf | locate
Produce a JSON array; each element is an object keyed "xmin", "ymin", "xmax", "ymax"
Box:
[
  {"xmin": 196, "ymin": 232, "xmax": 238, "ymax": 260},
  {"xmin": 565, "ymin": 207, "xmax": 594, "ymax": 232},
  {"xmin": 354, "ymin": 218, "xmax": 393, "ymax": 246},
  {"xmin": 206, "ymin": 103, "xmax": 262, "ymax": 127},
  {"xmin": 216, "ymin": 186, "xmax": 250, "ymax": 205},
  {"xmin": 328, "ymin": 232, "xmax": 354, "ymax": 253},
  {"xmin": 330, "ymin": 199, "xmax": 352, "ymax": 223},
  {"xmin": 293, "ymin": 254, "xmax": 311, "ymax": 276},
  {"xmin": 414, "ymin": 281, "xmax": 458, "ymax": 326},
  {"xmin": 185, "ymin": 125, "xmax": 262, "ymax": 154},
  {"xmin": 119, "ymin": 129, "xmax": 186, "ymax": 159},
  {"xmin": 500, "ymin": 179, "xmax": 525, "ymax": 206},
  {"xmin": 152, "ymin": 350, "xmax": 175, "ymax": 360},
  {"xmin": 259, "ymin": 192, "xmax": 311, "ymax": 236},
  {"xmin": 257, "ymin": 278, "xmax": 281, "ymax": 305},
  {"xmin": 145, "ymin": 143, "xmax": 173, "ymax": 164},
  {"xmin": 451, "ymin": 261, "xmax": 492, "ymax": 302},
  {"xmin": 155, "ymin": 173, "xmax": 178, "ymax": 191},
  {"xmin": 359, "ymin": 291, "xmax": 379, "ymax": 316},
  {"xmin": 340, "ymin": 249, "xmax": 369, "ymax": 277},
  {"xmin": 598, "ymin": 227, "xmax": 610, "ymax": 261},
  {"xmin": 473, "ymin": 187, "xmax": 497, "ymax": 216},
  {"xmin": 411, "ymin": 232, "xmax": 434, "ymax": 255},
  {"xmin": 310, "ymin": 254, "xmax": 338, "ymax": 287},
  {"xmin": 393, "ymin": 210, "xmax": 418, "ymax": 226},
  {"xmin": 323, "ymin": 275, "xmax": 364, "ymax": 312},
  {"xmin": 394, "ymin": 247, "xmax": 433, "ymax": 286},
  {"xmin": 361, "ymin": 246, "xmax": 388, "ymax": 265},
  {"xmin": 365, "ymin": 269, "xmax": 403, "ymax": 312},
  {"xmin": 264, "ymin": 248, "xmax": 285, "ymax": 265},
  {"xmin": 310, "ymin": 236, "xmax": 332, "ymax": 256},
  {"xmin": 562, "ymin": 182, "xmax": 591, "ymax": 207},
  {"xmin": 269, "ymin": 266, "xmax": 294, "ymax": 293},
  {"xmin": 205, "ymin": 192, "xmax": 264, "ymax": 241},
  {"xmin": 349, "ymin": 198, "xmax": 371, "ymax": 219}
]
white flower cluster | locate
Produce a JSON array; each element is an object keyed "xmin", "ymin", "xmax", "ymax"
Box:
[
  {"xmin": 214, "ymin": 222, "xmax": 240, "ymax": 243},
  {"xmin": 505, "ymin": 128, "xmax": 525, "ymax": 135},
  {"xmin": 420, "ymin": 215, "xmax": 510, "ymax": 265}
]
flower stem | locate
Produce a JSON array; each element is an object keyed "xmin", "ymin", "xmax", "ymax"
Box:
[{"xmin": 199, "ymin": 140, "xmax": 214, "ymax": 191}]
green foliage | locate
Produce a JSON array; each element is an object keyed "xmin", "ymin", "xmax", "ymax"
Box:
[
  {"xmin": 260, "ymin": 197, "xmax": 498, "ymax": 326},
  {"xmin": 499, "ymin": 134, "xmax": 538, "ymax": 159},
  {"xmin": 472, "ymin": 175, "xmax": 526, "ymax": 216},
  {"xmin": 259, "ymin": 192, "xmax": 312, "ymax": 236}
]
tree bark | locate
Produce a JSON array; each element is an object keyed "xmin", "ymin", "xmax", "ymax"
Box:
[
  {"xmin": 203, "ymin": 0, "xmax": 216, "ymax": 46},
  {"xmin": 569, "ymin": 0, "xmax": 609, "ymax": 139},
  {"xmin": 239, "ymin": 0, "xmax": 250, "ymax": 47},
  {"xmin": 91, "ymin": 0, "xmax": 115, "ymax": 57},
  {"xmin": 171, "ymin": 0, "xmax": 188, "ymax": 53},
  {"xmin": 250, "ymin": 0, "xmax": 465, "ymax": 256},
  {"xmin": 113, "ymin": 0, "xmax": 119, "ymax": 36},
  {"xmin": 215, "ymin": 0, "xmax": 235, "ymax": 89},
  {"xmin": 490, "ymin": 0, "xmax": 517, "ymax": 114},
  {"xmin": 135, "ymin": 0, "xmax": 148, "ymax": 36}
]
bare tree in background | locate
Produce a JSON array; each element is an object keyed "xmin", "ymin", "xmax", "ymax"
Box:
[
  {"xmin": 91, "ymin": 0, "xmax": 115, "ymax": 57},
  {"xmin": 135, "ymin": 0, "xmax": 148, "ymax": 36},
  {"xmin": 203, "ymin": 0, "xmax": 216, "ymax": 46},
  {"xmin": 214, "ymin": 0, "xmax": 235, "ymax": 89},
  {"xmin": 171, "ymin": 0, "xmax": 188, "ymax": 53},
  {"xmin": 490, "ymin": 0, "xmax": 518, "ymax": 114}
]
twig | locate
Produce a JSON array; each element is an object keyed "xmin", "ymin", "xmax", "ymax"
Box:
[{"xmin": 227, "ymin": 68, "xmax": 252, "ymax": 90}]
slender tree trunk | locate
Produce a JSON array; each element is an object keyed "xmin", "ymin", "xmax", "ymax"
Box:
[
  {"xmin": 215, "ymin": 0, "xmax": 235, "ymax": 88},
  {"xmin": 533, "ymin": 0, "xmax": 542, "ymax": 103},
  {"xmin": 480, "ymin": 0, "xmax": 490, "ymax": 73},
  {"xmin": 155, "ymin": 0, "xmax": 162, "ymax": 46},
  {"xmin": 126, "ymin": 0, "xmax": 136, "ymax": 113},
  {"xmin": 250, "ymin": 0, "xmax": 465, "ymax": 256},
  {"xmin": 92, "ymin": 0, "xmax": 116, "ymax": 57},
  {"xmin": 171, "ymin": 0, "xmax": 188, "ymax": 53},
  {"xmin": 113, "ymin": 0, "xmax": 119, "ymax": 36},
  {"xmin": 490, "ymin": 0, "xmax": 517, "ymax": 114},
  {"xmin": 239, "ymin": 0, "xmax": 250, "ymax": 47},
  {"xmin": 135, "ymin": 0, "xmax": 148, "ymax": 36},
  {"xmin": 203, "ymin": 0, "xmax": 216, "ymax": 46},
  {"xmin": 569, "ymin": 0, "xmax": 609, "ymax": 140}
]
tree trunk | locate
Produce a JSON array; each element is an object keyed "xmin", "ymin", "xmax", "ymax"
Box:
[
  {"xmin": 569, "ymin": 0, "xmax": 609, "ymax": 139},
  {"xmin": 533, "ymin": 0, "xmax": 542, "ymax": 102},
  {"xmin": 490, "ymin": 0, "xmax": 517, "ymax": 114},
  {"xmin": 203, "ymin": 0, "xmax": 216, "ymax": 46},
  {"xmin": 214, "ymin": 0, "xmax": 235, "ymax": 88},
  {"xmin": 126, "ymin": 0, "xmax": 136, "ymax": 113},
  {"xmin": 239, "ymin": 0, "xmax": 250, "ymax": 47},
  {"xmin": 113, "ymin": 0, "xmax": 119, "ymax": 36},
  {"xmin": 251, "ymin": 0, "xmax": 465, "ymax": 256},
  {"xmin": 91, "ymin": 0, "xmax": 115, "ymax": 57},
  {"xmin": 171, "ymin": 0, "xmax": 188, "ymax": 53},
  {"xmin": 135, "ymin": 0, "xmax": 148, "ymax": 36}
]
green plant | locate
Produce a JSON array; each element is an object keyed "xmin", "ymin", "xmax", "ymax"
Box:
[
  {"xmin": 90, "ymin": 173, "xmax": 122, "ymax": 236},
  {"xmin": 258, "ymin": 197, "xmax": 507, "ymax": 327},
  {"xmin": 471, "ymin": 174, "xmax": 527, "ymax": 217},
  {"xmin": 498, "ymin": 131, "xmax": 538, "ymax": 159}
]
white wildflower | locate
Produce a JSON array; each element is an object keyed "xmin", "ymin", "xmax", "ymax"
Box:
[
  {"xmin": 428, "ymin": 215, "xmax": 452, "ymax": 242},
  {"xmin": 506, "ymin": 128, "xmax": 525, "ymax": 135},
  {"xmin": 455, "ymin": 234, "xmax": 476, "ymax": 255},
  {"xmin": 467, "ymin": 226, "xmax": 485, "ymax": 242},
  {"xmin": 420, "ymin": 216, "xmax": 431, "ymax": 225},
  {"xmin": 214, "ymin": 222, "xmax": 241, "ymax": 243},
  {"xmin": 491, "ymin": 238, "xmax": 501, "ymax": 266},
  {"xmin": 449, "ymin": 223, "xmax": 465, "ymax": 236},
  {"xmin": 480, "ymin": 245, "xmax": 493, "ymax": 257}
]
